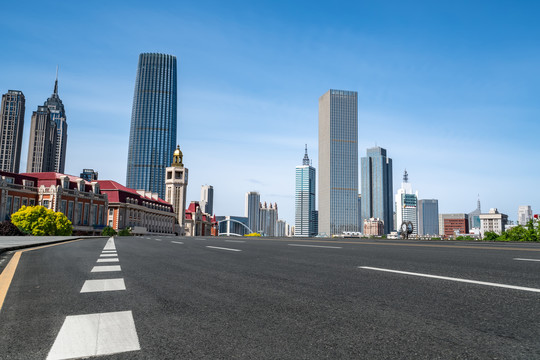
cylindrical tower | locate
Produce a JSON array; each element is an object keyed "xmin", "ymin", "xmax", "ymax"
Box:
[{"xmin": 126, "ymin": 53, "xmax": 177, "ymax": 199}]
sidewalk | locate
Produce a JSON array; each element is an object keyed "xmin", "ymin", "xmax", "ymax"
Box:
[{"xmin": 0, "ymin": 236, "xmax": 108, "ymax": 254}]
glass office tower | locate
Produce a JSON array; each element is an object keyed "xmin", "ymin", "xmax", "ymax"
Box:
[
  {"xmin": 361, "ymin": 147, "xmax": 393, "ymax": 234},
  {"xmin": 126, "ymin": 53, "xmax": 177, "ymax": 199},
  {"xmin": 318, "ymin": 89, "xmax": 359, "ymax": 235},
  {"xmin": 44, "ymin": 69, "xmax": 68, "ymax": 173},
  {"xmin": 295, "ymin": 146, "xmax": 317, "ymax": 237},
  {"xmin": 0, "ymin": 90, "xmax": 25, "ymax": 173},
  {"xmin": 418, "ymin": 199, "xmax": 439, "ymax": 236}
]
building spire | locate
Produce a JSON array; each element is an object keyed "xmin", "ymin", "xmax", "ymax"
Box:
[
  {"xmin": 403, "ymin": 169, "xmax": 408, "ymax": 183},
  {"xmin": 302, "ymin": 144, "xmax": 310, "ymax": 165},
  {"xmin": 53, "ymin": 65, "xmax": 59, "ymax": 96}
]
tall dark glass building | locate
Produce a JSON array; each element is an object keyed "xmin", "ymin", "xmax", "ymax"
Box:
[
  {"xmin": 44, "ymin": 69, "xmax": 68, "ymax": 173},
  {"xmin": 126, "ymin": 53, "xmax": 177, "ymax": 199},
  {"xmin": 0, "ymin": 90, "xmax": 25, "ymax": 173},
  {"xmin": 361, "ymin": 147, "xmax": 393, "ymax": 234}
]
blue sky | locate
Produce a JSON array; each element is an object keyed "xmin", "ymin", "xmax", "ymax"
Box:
[{"xmin": 2, "ymin": 0, "xmax": 539, "ymax": 224}]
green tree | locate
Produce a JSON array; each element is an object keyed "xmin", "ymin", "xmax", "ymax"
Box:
[
  {"xmin": 11, "ymin": 205, "xmax": 72, "ymax": 236},
  {"xmin": 483, "ymin": 231, "xmax": 500, "ymax": 242},
  {"xmin": 102, "ymin": 226, "xmax": 117, "ymax": 236},
  {"xmin": 118, "ymin": 227, "xmax": 132, "ymax": 236}
]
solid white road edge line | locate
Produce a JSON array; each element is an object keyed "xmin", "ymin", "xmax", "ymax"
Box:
[
  {"xmin": 206, "ymin": 246, "xmax": 242, "ymax": 252},
  {"xmin": 514, "ymin": 258, "xmax": 540, "ymax": 262},
  {"xmin": 47, "ymin": 310, "xmax": 140, "ymax": 359},
  {"xmin": 359, "ymin": 266, "xmax": 540, "ymax": 293},
  {"xmin": 288, "ymin": 244, "xmax": 342, "ymax": 249}
]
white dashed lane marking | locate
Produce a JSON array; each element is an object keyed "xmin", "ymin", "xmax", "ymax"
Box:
[
  {"xmin": 100, "ymin": 254, "xmax": 118, "ymax": 257},
  {"xmin": 80, "ymin": 278, "xmax": 126, "ymax": 293},
  {"xmin": 359, "ymin": 266, "xmax": 540, "ymax": 293},
  {"xmin": 47, "ymin": 311, "xmax": 140, "ymax": 360},
  {"xmin": 97, "ymin": 258, "xmax": 119, "ymax": 263},
  {"xmin": 288, "ymin": 244, "xmax": 342, "ymax": 249},
  {"xmin": 171, "ymin": 241, "xmax": 184, "ymax": 244},
  {"xmin": 91, "ymin": 265, "xmax": 122, "ymax": 273},
  {"xmin": 514, "ymin": 258, "xmax": 540, "ymax": 262},
  {"xmin": 206, "ymin": 246, "xmax": 242, "ymax": 252}
]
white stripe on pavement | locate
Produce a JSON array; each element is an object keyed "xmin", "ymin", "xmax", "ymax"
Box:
[
  {"xmin": 97, "ymin": 258, "xmax": 119, "ymax": 263},
  {"xmin": 288, "ymin": 244, "xmax": 342, "ymax": 249},
  {"xmin": 171, "ymin": 241, "xmax": 184, "ymax": 244},
  {"xmin": 100, "ymin": 254, "xmax": 118, "ymax": 257},
  {"xmin": 359, "ymin": 266, "xmax": 540, "ymax": 293},
  {"xmin": 80, "ymin": 279, "xmax": 126, "ymax": 293},
  {"xmin": 225, "ymin": 240, "xmax": 246, "ymax": 243},
  {"xmin": 91, "ymin": 265, "xmax": 122, "ymax": 273},
  {"xmin": 514, "ymin": 258, "xmax": 540, "ymax": 262},
  {"xmin": 154, "ymin": 239, "xmax": 162, "ymax": 241},
  {"xmin": 102, "ymin": 250, "xmax": 117, "ymax": 253},
  {"xmin": 103, "ymin": 238, "xmax": 116, "ymax": 250},
  {"xmin": 47, "ymin": 310, "xmax": 140, "ymax": 359},
  {"xmin": 206, "ymin": 246, "xmax": 242, "ymax": 252}
]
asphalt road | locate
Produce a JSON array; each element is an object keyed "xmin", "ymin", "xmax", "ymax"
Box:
[{"xmin": 1, "ymin": 236, "xmax": 540, "ymax": 359}]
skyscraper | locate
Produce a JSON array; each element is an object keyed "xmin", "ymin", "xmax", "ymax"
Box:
[
  {"xmin": 418, "ymin": 199, "xmax": 439, "ymax": 236},
  {"xmin": 395, "ymin": 170, "xmax": 418, "ymax": 235},
  {"xmin": 0, "ymin": 90, "xmax": 25, "ymax": 173},
  {"xmin": 259, "ymin": 202, "xmax": 278, "ymax": 236},
  {"xmin": 200, "ymin": 185, "xmax": 214, "ymax": 215},
  {"xmin": 295, "ymin": 145, "xmax": 317, "ymax": 237},
  {"xmin": 518, "ymin": 205, "xmax": 533, "ymax": 225},
  {"xmin": 318, "ymin": 89, "xmax": 359, "ymax": 235},
  {"xmin": 26, "ymin": 105, "xmax": 57, "ymax": 173},
  {"xmin": 126, "ymin": 53, "xmax": 177, "ymax": 199},
  {"xmin": 360, "ymin": 147, "xmax": 393, "ymax": 234},
  {"xmin": 44, "ymin": 68, "xmax": 68, "ymax": 173},
  {"xmin": 468, "ymin": 198, "xmax": 481, "ymax": 229},
  {"xmin": 245, "ymin": 191, "xmax": 260, "ymax": 233}
]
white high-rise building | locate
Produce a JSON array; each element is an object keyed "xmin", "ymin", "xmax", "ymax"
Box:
[
  {"xmin": 295, "ymin": 145, "xmax": 317, "ymax": 237},
  {"xmin": 259, "ymin": 202, "xmax": 278, "ymax": 236},
  {"xmin": 200, "ymin": 185, "xmax": 214, "ymax": 215},
  {"xmin": 245, "ymin": 191, "xmax": 260, "ymax": 233},
  {"xmin": 165, "ymin": 145, "xmax": 188, "ymax": 234},
  {"xmin": 395, "ymin": 170, "xmax": 418, "ymax": 235},
  {"xmin": 518, "ymin": 205, "xmax": 532, "ymax": 225}
]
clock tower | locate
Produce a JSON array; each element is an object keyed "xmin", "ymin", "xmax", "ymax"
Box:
[{"xmin": 165, "ymin": 145, "xmax": 188, "ymax": 234}]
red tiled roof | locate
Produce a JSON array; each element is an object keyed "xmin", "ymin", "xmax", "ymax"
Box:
[{"xmin": 97, "ymin": 180, "xmax": 173, "ymax": 210}]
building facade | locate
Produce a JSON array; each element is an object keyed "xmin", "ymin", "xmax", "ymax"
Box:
[
  {"xmin": 126, "ymin": 53, "xmax": 177, "ymax": 200},
  {"xmin": 480, "ymin": 208, "xmax": 508, "ymax": 236},
  {"xmin": 165, "ymin": 146, "xmax": 188, "ymax": 233},
  {"xmin": 0, "ymin": 171, "xmax": 38, "ymax": 221},
  {"xmin": 395, "ymin": 170, "xmax": 418, "ymax": 236},
  {"xmin": 98, "ymin": 180, "xmax": 176, "ymax": 235},
  {"xmin": 27, "ymin": 106, "xmax": 57, "ymax": 173},
  {"xmin": 259, "ymin": 202, "xmax": 278, "ymax": 236},
  {"xmin": 295, "ymin": 145, "xmax": 317, "ymax": 237},
  {"xmin": 518, "ymin": 205, "xmax": 533, "ymax": 225},
  {"xmin": 21, "ymin": 172, "xmax": 108, "ymax": 234},
  {"xmin": 184, "ymin": 201, "xmax": 217, "ymax": 236},
  {"xmin": 245, "ymin": 191, "xmax": 260, "ymax": 233},
  {"xmin": 44, "ymin": 70, "xmax": 68, "ymax": 173},
  {"xmin": 80, "ymin": 169, "xmax": 99, "ymax": 182},
  {"xmin": 0, "ymin": 91, "xmax": 25, "ymax": 173},
  {"xmin": 363, "ymin": 218, "xmax": 384, "ymax": 236},
  {"xmin": 439, "ymin": 213, "xmax": 469, "ymax": 237},
  {"xmin": 361, "ymin": 146, "xmax": 393, "ymax": 234},
  {"xmin": 418, "ymin": 199, "xmax": 439, "ymax": 236},
  {"xmin": 200, "ymin": 185, "xmax": 214, "ymax": 215},
  {"xmin": 319, "ymin": 89, "xmax": 359, "ymax": 235}
]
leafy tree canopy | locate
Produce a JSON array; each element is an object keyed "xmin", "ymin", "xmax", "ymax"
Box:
[{"xmin": 11, "ymin": 205, "xmax": 72, "ymax": 236}]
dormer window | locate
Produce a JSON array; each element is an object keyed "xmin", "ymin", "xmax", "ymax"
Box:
[{"xmin": 62, "ymin": 176, "xmax": 69, "ymax": 189}]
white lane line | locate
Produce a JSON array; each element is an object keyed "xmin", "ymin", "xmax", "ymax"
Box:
[
  {"xmin": 171, "ymin": 241, "xmax": 184, "ymax": 244},
  {"xmin": 47, "ymin": 310, "xmax": 140, "ymax": 359},
  {"xmin": 100, "ymin": 254, "xmax": 118, "ymax": 257},
  {"xmin": 102, "ymin": 250, "xmax": 117, "ymax": 253},
  {"xmin": 80, "ymin": 278, "xmax": 126, "ymax": 293},
  {"xmin": 359, "ymin": 266, "xmax": 540, "ymax": 293},
  {"xmin": 103, "ymin": 237, "xmax": 116, "ymax": 250},
  {"xmin": 225, "ymin": 240, "xmax": 246, "ymax": 243},
  {"xmin": 288, "ymin": 244, "xmax": 342, "ymax": 249},
  {"xmin": 514, "ymin": 258, "xmax": 540, "ymax": 262},
  {"xmin": 206, "ymin": 246, "xmax": 242, "ymax": 252},
  {"xmin": 91, "ymin": 265, "xmax": 122, "ymax": 273},
  {"xmin": 97, "ymin": 258, "xmax": 119, "ymax": 263},
  {"xmin": 154, "ymin": 239, "xmax": 162, "ymax": 241}
]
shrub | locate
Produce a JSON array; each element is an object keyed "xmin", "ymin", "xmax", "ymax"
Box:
[
  {"xmin": 0, "ymin": 220, "xmax": 24, "ymax": 236},
  {"xmin": 102, "ymin": 226, "xmax": 117, "ymax": 236},
  {"xmin": 11, "ymin": 205, "xmax": 72, "ymax": 236},
  {"xmin": 118, "ymin": 227, "xmax": 132, "ymax": 236}
]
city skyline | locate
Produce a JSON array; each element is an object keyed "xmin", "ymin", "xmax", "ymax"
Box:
[{"xmin": 1, "ymin": 1, "xmax": 540, "ymax": 224}]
